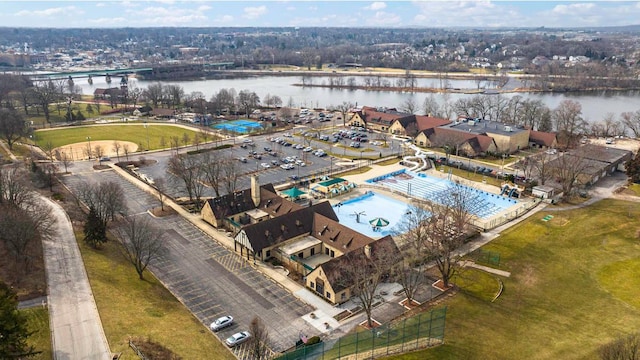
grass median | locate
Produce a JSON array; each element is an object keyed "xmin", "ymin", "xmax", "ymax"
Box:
[
  {"xmin": 76, "ymin": 231, "xmax": 234, "ymax": 359},
  {"xmin": 24, "ymin": 307, "xmax": 52, "ymax": 360},
  {"xmin": 384, "ymin": 199, "xmax": 640, "ymax": 359}
]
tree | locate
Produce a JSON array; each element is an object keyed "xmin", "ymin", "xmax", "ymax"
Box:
[
  {"xmin": 112, "ymin": 141, "xmax": 122, "ymax": 162},
  {"xmin": 144, "ymin": 83, "xmax": 164, "ymax": 107},
  {"xmin": 424, "ymin": 182, "xmax": 475, "ymax": 288},
  {"xmin": 114, "ymin": 215, "xmax": 164, "ymax": 280},
  {"xmin": 423, "ymin": 94, "xmax": 442, "ymax": 117},
  {"xmin": 167, "ymin": 154, "xmax": 205, "ymax": 209},
  {"xmin": 76, "ymin": 181, "xmax": 127, "ymax": 229},
  {"xmin": 392, "ymin": 204, "xmax": 432, "ymax": 305},
  {"xmin": 83, "ymin": 206, "xmax": 107, "ymax": 248},
  {"xmin": 55, "ymin": 150, "xmax": 72, "ymax": 173},
  {"xmin": 201, "ymin": 151, "xmax": 223, "ymax": 197},
  {"xmin": 248, "ymin": 316, "xmax": 270, "ymax": 360},
  {"xmin": 599, "ymin": 332, "xmax": 640, "ymax": 360},
  {"xmin": 552, "ymin": 147, "xmax": 598, "ymax": 200},
  {"xmin": 0, "ymin": 108, "xmax": 29, "ymax": 151},
  {"xmin": 336, "ymin": 101, "xmax": 354, "ymax": 127},
  {"xmin": 0, "ymin": 282, "xmax": 38, "ymax": 358},
  {"xmin": 552, "ymin": 100, "xmax": 587, "ymax": 148},
  {"xmin": 122, "ymin": 144, "xmax": 130, "ymax": 161},
  {"xmin": 236, "ymin": 89, "xmax": 260, "ymax": 116},
  {"xmin": 620, "ymin": 110, "xmax": 640, "ymax": 138},
  {"xmin": 94, "ymin": 145, "xmax": 105, "ymax": 164},
  {"xmin": 153, "ymin": 177, "xmax": 168, "ymax": 212},
  {"xmin": 401, "ymin": 97, "xmax": 417, "ymax": 114},
  {"xmin": 221, "ymin": 156, "xmax": 240, "ymax": 195},
  {"xmin": 30, "ymin": 79, "xmax": 63, "ymax": 125},
  {"xmin": 335, "ymin": 237, "xmax": 400, "ymax": 328},
  {"xmin": 181, "ymin": 132, "xmax": 190, "ymax": 149},
  {"xmin": 0, "ymin": 164, "xmax": 34, "ymax": 207}
]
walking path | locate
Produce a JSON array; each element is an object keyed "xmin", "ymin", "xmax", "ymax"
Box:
[{"xmin": 40, "ymin": 196, "xmax": 111, "ymax": 360}]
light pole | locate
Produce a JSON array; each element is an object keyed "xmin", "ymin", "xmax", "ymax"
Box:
[
  {"xmin": 29, "ymin": 135, "xmax": 34, "ymax": 159},
  {"xmin": 86, "ymin": 136, "xmax": 91, "ymax": 160}
]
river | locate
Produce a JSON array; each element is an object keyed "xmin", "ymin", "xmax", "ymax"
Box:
[{"xmin": 75, "ymin": 74, "xmax": 640, "ymax": 123}]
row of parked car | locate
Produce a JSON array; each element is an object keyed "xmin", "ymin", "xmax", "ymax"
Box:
[{"xmin": 209, "ymin": 315, "xmax": 251, "ymax": 347}]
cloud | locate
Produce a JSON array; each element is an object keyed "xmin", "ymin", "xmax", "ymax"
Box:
[
  {"xmin": 15, "ymin": 6, "xmax": 84, "ymax": 17},
  {"xmin": 197, "ymin": 5, "xmax": 212, "ymax": 12},
  {"xmin": 155, "ymin": 0, "xmax": 175, "ymax": 4},
  {"xmin": 95, "ymin": 3, "xmax": 106, "ymax": 8},
  {"xmin": 125, "ymin": 6, "xmax": 209, "ymax": 26},
  {"xmin": 371, "ymin": 11, "xmax": 401, "ymax": 26},
  {"xmin": 410, "ymin": 1, "xmax": 523, "ymax": 27},
  {"xmin": 88, "ymin": 17, "xmax": 127, "ymax": 25},
  {"xmin": 365, "ymin": 2, "xmax": 387, "ymax": 11},
  {"xmin": 243, "ymin": 5, "xmax": 267, "ymax": 19},
  {"xmin": 215, "ymin": 15, "xmax": 234, "ymax": 24},
  {"xmin": 286, "ymin": 6, "xmax": 296, "ymax": 11},
  {"xmin": 550, "ymin": 3, "xmax": 595, "ymax": 15}
]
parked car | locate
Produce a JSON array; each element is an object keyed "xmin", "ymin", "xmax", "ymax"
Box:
[
  {"xmin": 225, "ymin": 331, "xmax": 251, "ymax": 347},
  {"xmin": 238, "ymin": 157, "xmax": 248, "ymax": 163},
  {"xmin": 303, "ymin": 147, "xmax": 314, "ymax": 152},
  {"xmin": 271, "ymin": 160, "xmax": 279, "ymax": 166},
  {"xmin": 242, "ymin": 139, "xmax": 253, "ymax": 143},
  {"xmin": 350, "ymin": 142, "xmax": 360, "ymax": 148},
  {"xmin": 210, "ymin": 316, "xmax": 234, "ymax": 332},
  {"xmin": 260, "ymin": 163, "xmax": 271, "ymax": 169}
]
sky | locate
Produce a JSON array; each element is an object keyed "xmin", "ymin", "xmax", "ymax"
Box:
[{"xmin": 1, "ymin": 1, "xmax": 640, "ymax": 28}]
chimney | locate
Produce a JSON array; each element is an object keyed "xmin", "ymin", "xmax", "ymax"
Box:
[
  {"xmin": 251, "ymin": 175, "xmax": 260, "ymax": 207},
  {"xmin": 364, "ymin": 244, "xmax": 372, "ymax": 259}
]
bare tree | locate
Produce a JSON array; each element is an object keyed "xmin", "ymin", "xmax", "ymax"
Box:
[
  {"xmin": 0, "ymin": 164, "xmax": 34, "ymax": 207},
  {"xmin": 401, "ymin": 97, "xmax": 417, "ymax": 114},
  {"xmin": 76, "ymin": 181, "xmax": 127, "ymax": 228},
  {"xmin": 0, "ymin": 201, "xmax": 55, "ymax": 274},
  {"xmin": 167, "ymin": 154, "xmax": 205, "ymax": 209},
  {"xmin": 336, "ymin": 101, "xmax": 355, "ymax": 127},
  {"xmin": 423, "ymin": 94, "xmax": 441, "ymax": 117},
  {"xmin": 122, "ymin": 143, "xmax": 130, "ymax": 161},
  {"xmin": 392, "ymin": 204, "xmax": 432, "ymax": 305},
  {"xmin": 335, "ymin": 237, "xmax": 400, "ymax": 328},
  {"xmin": 201, "ymin": 151, "xmax": 223, "ymax": 197},
  {"xmin": 94, "ymin": 145, "xmax": 105, "ymax": 164},
  {"xmin": 529, "ymin": 152, "xmax": 554, "ymax": 185},
  {"xmin": 153, "ymin": 177, "xmax": 168, "ymax": 212},
  {"xmin": 0, "ymin": 108, "xmax": 30, "ymax": 151},
  {"xmin": 551, "ymin": 148, "xmax": 598, "ymax": 200},
  {"xmin": 112, "ymin": 141, "xmax": 122, "ymax": 162},
  {"xmin": 56, "ymin": 150, "xmax": 72, "ymax": 173},
  {"xmin": 170, "ymin": 136, "xmax": 180, "ymax": 154},
  {"xmin": 181, "ymin": 132, "xmax": 190, "ymax": 149},
  {"xmin": 424, "ymin": 182, "xmax": 475, "ymax": 288},
  {"xmin": 620, "ymin": 110, "xmax": 640, "ymax": 138},
  {"xmin": 30, "ymin": 79, "xmax": 64, "ymax": 125},
  {"xmin": 113, "ymin": 215, "xmax": 165, "ymax": 280},
  {"xmin": 221, "ymin": 156, "xmax": 240, "ymax": 195},
  {"xmin": 553, "ymin": 99, "xmax": 587, "ymax": 148},
  {"xmin": 600, "ymin": 332, "xmax": 640, "ymax": 360},
  {"xmin": 248, "ymin": 316, "xmax": 270, "ymax": 360}
]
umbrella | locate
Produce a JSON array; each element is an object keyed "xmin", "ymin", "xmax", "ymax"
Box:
[
  {"xmin": 282, "ymin": 187, "xmax": 306, "ymax": 198},
  {"xmin": 369, "ymin": 217, "xmax": 390, "ymax": 227}
]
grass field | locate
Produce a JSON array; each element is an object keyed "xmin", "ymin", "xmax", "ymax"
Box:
[
  {"xmin": 77, "ymin": 232, "xmax": 234, "ymax": 360},
  {"xmin": 384, "ymin": 199, "xmax": 640, "ymax": 360},
  {"xmin": 23, "ymin": 307, "xmax": 52, "ymax": 360},
  {"xmin": 34, "ymin": 124, "xmax": 208, "ymax": 151}
]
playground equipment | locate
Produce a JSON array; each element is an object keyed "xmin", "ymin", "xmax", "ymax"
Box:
[{"xmin": 500, "ymin": 183, "xmax": 523, "ymax": 198}]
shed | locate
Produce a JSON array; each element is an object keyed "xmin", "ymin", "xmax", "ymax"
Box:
[{"xmin": 532, "ymin": 185, "xmax": 555, "ymax": 199}]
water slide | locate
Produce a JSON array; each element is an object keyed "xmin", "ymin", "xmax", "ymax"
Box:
[{"xmin": 400, "ymin": 140, "xmax": 432, "ymax": 172}]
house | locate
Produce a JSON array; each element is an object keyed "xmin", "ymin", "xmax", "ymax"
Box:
[
  {"xmin": 201, "ymin": 176, "xmax": 301, "ymax": 230},
  {"xmin": 388, "ymin": 115, "xmax": 451, "ymax": 137},
  {"xmin": 150, "ymin": 108, "xmax": 177, "ymax": 119},
  {"xmin": 348, "ymin": 106, "xmax": 410, "ymax": 132},
  {"xmin": 547, "ymin": 144, "xmax": 632, "ymax": 187},
  {"xmin": 529, "ymin": 130, "xmax": 558, "ymax": 149},
  {"xmin": 215, "ymin": 178, "xmax": 402, "ymax": 305},
  {"xmin": 93, "ymin": 87, "xmax": 125, "ymax": 100},
  {"xmin": 305, "ymin": 236, "xmax": 399, "ymax": 304},
  {"xmin": 441, "ymin": 118, "xmax": 530, "ymax": 154},
  {"xmin": 414, "ymin": 127, "xmax": 498, "ymax": 157}
]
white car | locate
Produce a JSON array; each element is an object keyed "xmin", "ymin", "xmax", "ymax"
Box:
[
  {"xmin": 261, "ymin": 163, "xmax": 271, "ymax": 169},
  {"xmin": 242, "ymin": 139, "xmax": 253, "ymax": 143},
  {"xmin": 303, "ymin": 147, "xmax": 313, "ymax": 152},
  {"xmin": 225, "ymin": 331, "xmax": 251, "ymax": 347},
  {"xmin": 210, "ymin": 316, "xmax": 234, "ymax": 332}
]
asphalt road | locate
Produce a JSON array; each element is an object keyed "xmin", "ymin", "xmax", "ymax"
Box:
[
  {"xmin": 40, "ymin": 196, "xmax": 111, "ymax": 360},
  {"xmin": 62, "ymin": 170, "xmax": 316, "ymax": 355}
]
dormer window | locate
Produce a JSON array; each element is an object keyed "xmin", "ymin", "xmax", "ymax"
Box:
[
  {"xmin": 318, "ymin": 225, "xmax": 329, "ymax": 236},
  {"xmin": 344, "ymin": 238, "xmax": 353, "ymax": 249}
]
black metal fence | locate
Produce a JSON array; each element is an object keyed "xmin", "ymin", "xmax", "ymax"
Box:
[{"xmin": 277, "ymin": 307, "xmax": 447, "ymax": 360}]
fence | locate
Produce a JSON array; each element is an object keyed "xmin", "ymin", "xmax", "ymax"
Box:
[
  {"xmin": 129, "ymin": 340, "xmax": 148, "ymax": 360},
  {"xmin": 276, "ymin": 307, "xmax": 447, "ymax": 360}
]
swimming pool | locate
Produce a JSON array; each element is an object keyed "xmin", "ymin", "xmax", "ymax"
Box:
[
  {"xmin": 334, "ymin": 192, "xmax": 409, "ymax": 238},
  {"xmin": 212, "ymin": 119, "xmax": 262, "ymax": 134},
  {"xmin": 366, "ymin": 169, "xmax": 518, "ymax": 219}
]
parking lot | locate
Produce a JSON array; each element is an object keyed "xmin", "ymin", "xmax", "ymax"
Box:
[{"xmin": 62, "ymin": 171, "xmax": 316, "ymax": 356}]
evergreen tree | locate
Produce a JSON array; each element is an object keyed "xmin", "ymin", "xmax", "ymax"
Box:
[
  {"xmin": 0, "ymin": 282, "xmax": 38, "ymax": 358},
  {"xmin": 83, "ymin": 207, "xmax": 107, "ymax": 248}
]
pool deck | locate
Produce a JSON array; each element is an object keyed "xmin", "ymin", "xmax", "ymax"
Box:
[{"xmin": 337, "ymin": 162, "xmax": 539, "ymax": 231}]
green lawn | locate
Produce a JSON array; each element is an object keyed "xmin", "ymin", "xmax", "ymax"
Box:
[
  {"xmin": 23, "ymin": 307, "xmax": 52, "ymax": 360},
  {"xmin": 34, "ymin": 124, "xmax": 209, "ymax": 151},
  {"xmin": 384, "ymin": 199, "xmax": 640, "ymax": 360},
  {"xmin": 77, "ymin": 232, "xmax": 234, "ymax": 359}
]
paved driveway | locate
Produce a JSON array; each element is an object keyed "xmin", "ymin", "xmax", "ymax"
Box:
[
  {"xmin": 62, "ymin": 171, "xmax": 315, "ymax": 355},
  {"xmin": 40, "ymin": 196, "xmax": 111, "ymax": 360}
]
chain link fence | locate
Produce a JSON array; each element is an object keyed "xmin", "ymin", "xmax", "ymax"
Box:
[{"xmin": 277, "ymin": 307, "xmax": 447, "ymax": 360}]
